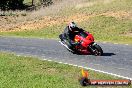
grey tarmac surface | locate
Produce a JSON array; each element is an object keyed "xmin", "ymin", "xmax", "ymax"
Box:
[{"xmin": 0, "ymin": 36, "xmax": 132, "ymax": 80}]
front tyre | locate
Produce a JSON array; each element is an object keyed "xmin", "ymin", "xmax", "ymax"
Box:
[
  {"xmin": 92, "ymin": 44, "xmax": 103, "ymax": 56},
  {"xmin": 88, "ymin": 43, "xmax": 103, "ymax": 56}
]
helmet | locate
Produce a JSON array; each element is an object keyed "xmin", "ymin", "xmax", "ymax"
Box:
[{"xmin": 68, "ymin": 22, "xmax": 77, "ymax": 31}]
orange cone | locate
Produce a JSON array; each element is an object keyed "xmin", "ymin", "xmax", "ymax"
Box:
[{"xmin": 81, "ymin": 69, "xmax": 89, "ymax": 78}]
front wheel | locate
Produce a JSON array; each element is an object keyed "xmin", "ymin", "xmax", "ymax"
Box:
[{"xmin": 89, "ymin": 44, "xmax": 103, "ymax": 56}]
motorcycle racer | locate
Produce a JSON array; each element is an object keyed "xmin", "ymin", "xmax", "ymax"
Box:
[
  {"xmin": 63, "ymin": 22, "xmax": 85, "ymax": 49},
  {"xmin": 59, "ymin": 22, "xmax": 103, "ymax": 55}
]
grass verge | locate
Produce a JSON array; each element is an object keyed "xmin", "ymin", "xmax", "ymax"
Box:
[{"xmin": 0, "ymin": 52, "xmax": 131, "ymax": 88}]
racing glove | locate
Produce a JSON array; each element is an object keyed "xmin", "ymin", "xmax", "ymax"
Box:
[{"xmin": 70, "ymin": 40, "xmax": 81, "ymax": 46}]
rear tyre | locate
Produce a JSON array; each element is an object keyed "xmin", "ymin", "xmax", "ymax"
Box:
[{"xmin": 59, "ymin": 34, "xmax": 64, "ymax": 41}]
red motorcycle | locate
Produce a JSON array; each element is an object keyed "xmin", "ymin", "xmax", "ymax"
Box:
[{"xmin": 59, "ymin": 31, "xmax": 103, "ymax": 56}]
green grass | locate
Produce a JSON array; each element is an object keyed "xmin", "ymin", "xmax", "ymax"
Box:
[
  {"xmin": 0, "ymin": 52, "xmax": 131, "ymax": 88},
  {"xmin": 57, "ymin": 0, "xmax": 132, "ymax": 16},
  {"xmin": 76, "ymin": 0, "xmax": 132, "ymax": 14},
  {"xmin": 0, "ymin": 24, "xmax": 65, "ymax": 39}
]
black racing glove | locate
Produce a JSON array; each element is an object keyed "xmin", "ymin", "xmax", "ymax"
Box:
[{"xmin": 71, "ymin": 40, "xmax": 81, "ymax": 46}]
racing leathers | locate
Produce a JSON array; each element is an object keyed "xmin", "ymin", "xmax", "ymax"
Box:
[{"xmin": 63, "ymin": 26, "xmax": 85, "ymax": 49}]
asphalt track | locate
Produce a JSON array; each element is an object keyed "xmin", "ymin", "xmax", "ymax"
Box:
[{"xmin": 0, "ymin": 37, "xmax": 132, "ymax": 80}]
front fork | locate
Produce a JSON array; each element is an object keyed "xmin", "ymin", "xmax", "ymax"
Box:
[{"xmin": 88, "ymin": 42, "xmax": 97, "ymax": 53}]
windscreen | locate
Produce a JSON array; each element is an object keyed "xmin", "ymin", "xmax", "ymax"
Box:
[{"xmin": 80, "ymin": 32, "xmax": 88, "ymax": 38}]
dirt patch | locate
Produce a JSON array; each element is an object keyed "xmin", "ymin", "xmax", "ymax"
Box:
[
  {"xmin": 0, "ymin": 13, "xmax": 92, "ymax": 32},
  {"xmin": 0, "ymin": 11, "xmax": 131, "ymax": 32}
]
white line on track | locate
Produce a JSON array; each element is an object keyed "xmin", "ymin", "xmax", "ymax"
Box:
[
  {"xmin": 5, "ymin": 43, "xmax": 132, "ymax": 81},
  {"xmin": 61, "ymin": 62, "xmax": 132, "ymax": 80},
  {"xmin": 41, "ymin": 58, "xmax": 132, "ymax": 80}
]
